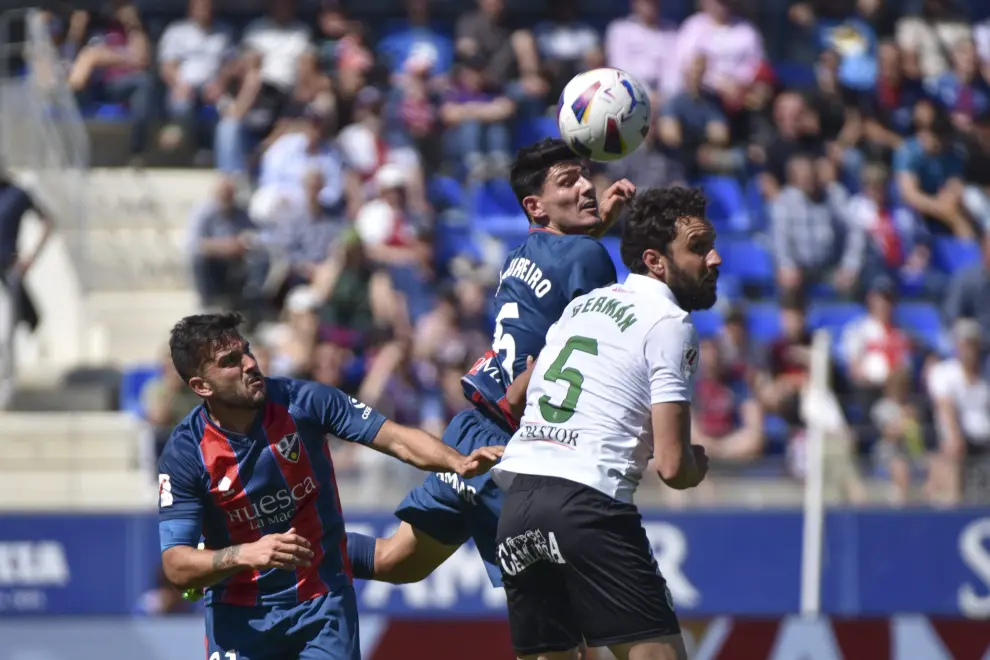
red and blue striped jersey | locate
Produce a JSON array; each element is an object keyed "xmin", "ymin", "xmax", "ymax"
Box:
[
  {"xmin": 157, "ymin": 377, "xmax": 385, "ymax": 607},
  {"xmin": 461, "ymin": 230, "xmax": 617, "ymax": 429}
]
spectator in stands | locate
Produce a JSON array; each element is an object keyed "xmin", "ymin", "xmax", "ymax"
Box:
[
  {"xmin": 756, "ymin": 92, "xmax": 823, "ymax": 199},
  {"xmin": 278, "ymin": 167, "xmax": 348, "ymax": 289},
  {"xmin": 893, "ymin": 108, "xmax": 973, "ymax": 237},
  {"xmin": 675, "ymin": 0, "xmax": 767, "ymax": 114},
  {"xmin": 140, "ymin": 349, "xmax": 202, "ymax": 457},
  {"xmin": 659, "ymin": 55, "xmax": 733, "ymax": 179},
  {"xmin": 847, "ymin": 162, "xmax": 940, "ymax": 295},
  {"xmin": 455, "ymin": 0, "xmax": 548, "ymax": 118},
  {"xmin": 840, "ymin": 276, "xmax": 914, "ymax": 409},
  {"xmin": 811, "ymin": 49, "xmax": 864, "ymax": 184},
  {"xmin": 771, "ymin": 153, "xmax": 865, "ymax": 297},
  {"xmin": 691, "ymin": 338, "xmax": 765, "ymax": 462},
  {"xmin": 387, "ymin": 51, "xmax": 445, "ymax": 176},
  {"xmin": 355, "ymin": 164, "xmax": 435, "ymax": 332},
  {"xmin": 859, "ymin": 40, "xmax": 926, "ymax": 162},
  {"xmin": 188, "ymin": 175, "xmax": 268, "ymax": 316},
  {"xmin": 718, "ymin": 305, "xmax": 762, "ymax": 384},
  {"xmin": 310, "ymin": 229, "xmax": 392, "ymax": 338},
  {"xmin": 870, "ymin": 367, "xmax": 926, "ymax": 504},
  {"xmin": 927, "ymin": 318, "xmax": 990, "ymax": 503},
  {"xmin": 440, "ymin": 54, "xmax": 516, "ymax": 181},
  {"xmin": 241, "ymin": 0, "xmax": 311, "ymax": 96},
  {"xmin": 811, "ymin": 0, "xmax": 882, "ymax": 94},
  {"xmin": 377, "ymin": 0, "xmax": 454, "ymax": 79},
  {"xmin": 338, "ymin": 86, "xmax": 427, "ymax": 210},
  {"xmin": 604, "ymin": 121, "xmax": 687, "ymax": 191},
  {"xmin": 258, "ymin": 107, "xmax": 361, "ymax": 218},
  {"xmin": 604, "ymin": 0, "xmax": 679, "ymax": 103},
  {"xmin": 895, "ymin": 0, "xmax": 972, "ymax": 80},
  {"xmin": 66, "ymin": 1, "xmax": 152, "ymax": 162},
  {"xmin": 156, "ymin": 0, "xmax": 236, "ymax": 158},
  {"xmin": 533, "ymin": 0, "xmax": 604, "ymax": 100},
  {"xmin": 944, "ymin": 231, "xmax": 990, "ymax": 335},
  {"xmin": 756, "ymin": 290, "xmax": 811, "ymax": 428},
  {"xmin": 314, "ymin": 1, "xmax": 379, "ymax": 126},
  {"xmin": 929, "ymin": 38, "xmax": 990, "ymax": 132},
  {"xmin": 961, "ymin": 109, "xmax": 990, "ymax": 227}
]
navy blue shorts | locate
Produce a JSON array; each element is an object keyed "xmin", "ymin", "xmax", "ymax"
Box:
[
  {"xmin": 205, "ymin": 585, "xmax": 359, "ymax": 660},
  {"xmin": 394, "ymin": 409, "xmax": 511, "ymax": 586}
]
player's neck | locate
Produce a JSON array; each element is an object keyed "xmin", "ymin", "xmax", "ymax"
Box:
[{"xmin": 205, "ymin": 402, "xmax": 260, "ymax": 436}]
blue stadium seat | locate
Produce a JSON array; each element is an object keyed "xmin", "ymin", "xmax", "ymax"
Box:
[
  {"xmin": 468, "ymin": 180, "xmax": 528, "ymax": 239},
  {"xmin": 743, "ymin": 177, "xmax": 768, "ymax": 232},
  {"xmin": 807, "ymin": 302, "xmax": 865, "ymax": 336},
  {"xmin": 119, "ymin": 365, "xmax": 160, "ymax": 416},
  {"xmin": 514, "ymin": 116, "xmax": 559, "ymax": 151},
  {"xmin": 717, "ymin": 273, "xmax": 742, "ymax": 300},
  {"xmin": 428, "ymin": 175, "xmax": 465, "ymax": 210},
  {"xmin": 93, "ymin": 103, "xmax": 130, "ymax": 120},
  {"xmin": 718, "ymin": 238, "xmax": 775, "ymax": 290},
  {"xmin": 700, "ymin": 176, "xmax": 750, "ymax": 234},
  {"xmin": 932, "ymin": 236, "xmax": 981, "ymax": 274},
  {"xmin": 764, "ymin": 415, "xmax": 791, "ymax": 453},
  {"xmin": 745, "ymin": 302, "xmax": 782, "ymax": 343},
  {"xmin": 773, "ymin": 61, "xmax": 816, "ymax": 90},
  {"xmin": 692, "ymin": 309, "xmax": 723, "ymax": 338},
  {"xmin": 894, "ymin": 302, "xmax": 945, "ymax": 350}
]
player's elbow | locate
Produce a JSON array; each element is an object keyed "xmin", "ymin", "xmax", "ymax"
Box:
[{"xmin": 161, "ymin": 547, "xmax": 196, "ymax": 590}]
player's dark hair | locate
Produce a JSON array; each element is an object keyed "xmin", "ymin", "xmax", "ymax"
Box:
[
  {"xmin": 509, "ymin": 138, "xmax": 583, "ymax": 214},
  {"xmin": 169, "ymin": 312, "xmax": 246, "ymax": 382},
  {"xmin": 620, "ymin": 186, "xmax": 708, "ymax": 275}
]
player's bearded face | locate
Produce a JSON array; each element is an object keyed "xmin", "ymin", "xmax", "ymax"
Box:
[
  {"xmin": 664, "ymin": 220, "xmax": 720, "ymax": 312},
  {"xmin": 205, "ymin": 344, "xmax": 267, "ymax": 409}
]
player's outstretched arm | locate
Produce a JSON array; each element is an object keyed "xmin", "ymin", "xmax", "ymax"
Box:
[
  {"xmin": 652, "ymin": 402, "xmax": 709, "ymax": 490},
  {"xmin": 161, "ymin": 528, "xmax": 314, "ymax": 591},
  {"xmin": 370, "ymin": 420, "xmax": 504, "ymax": 477}
]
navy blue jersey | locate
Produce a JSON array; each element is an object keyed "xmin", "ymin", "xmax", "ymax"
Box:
[
  {"xmin": 462, "ymin": 229, "xmax": 617, "ymax": 428},
  {"xmin": 158, "ymin": 377, "xmax": 386, "ymax": 607}
]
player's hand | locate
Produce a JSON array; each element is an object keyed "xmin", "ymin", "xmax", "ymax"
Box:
[
  {"xmin": 454, "ymin": 446, "xmax": 505, "ymax": 478},
  {"xmin": 242, "ymin": 528, "xmax": 315, "ymax": 570},
  {"xmin": 690, "ymin": 444, "xmax": 710, "ymax": 486},
  {"xmin": 594, "ymin": 178, "xmax": 636, "ymax": 237}
]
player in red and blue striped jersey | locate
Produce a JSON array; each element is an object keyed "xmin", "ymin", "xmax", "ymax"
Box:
[
  {"xmin": 343, "ymin": 139, "xmax": 634, "ymax": 589},
  {"xmin": 157, "ymin": 312, "xmax": 502, "ymax": 660}
]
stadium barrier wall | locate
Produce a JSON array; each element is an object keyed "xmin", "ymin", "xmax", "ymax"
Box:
[{"xmin": 1, "ymin": 510, "xmax": 989, "ymax": 619}]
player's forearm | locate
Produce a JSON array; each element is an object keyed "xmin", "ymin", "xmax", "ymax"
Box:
[
  {"xmin": 161, "ymin": 545, "xmax": 249, "ymax": 591},
  {"xmin": 374, "ymin": 421, "xmax": 464, "ymax": 473}
]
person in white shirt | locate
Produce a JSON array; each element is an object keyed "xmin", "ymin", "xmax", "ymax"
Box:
[
  {"xmin": 927, "ymin": 318, "xmax": 990, "ymax": 503},
  {"xmin": 492, "ymin": 187, "xmax": 719, "ymax": 660}
]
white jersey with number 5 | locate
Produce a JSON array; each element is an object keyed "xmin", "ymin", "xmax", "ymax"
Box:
[{"xmin": 492, "ymin": 274, "xmax": 700, "ymax": 504}]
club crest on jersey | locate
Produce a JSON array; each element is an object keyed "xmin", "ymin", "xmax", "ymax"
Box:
[
  {"xmin": 681, "ymin": 343, "xmax": 699, "ymax": 377},
  {"xmin": 276, "ymin": 433, "xmax": 301, "ymax": 463}
]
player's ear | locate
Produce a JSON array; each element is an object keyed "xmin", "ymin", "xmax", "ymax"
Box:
[
  {"xmin": 187, "ymin": 375, "xmax": 212, "ymax": 398},
  {"xmin": 642, "ymin": 248, "xmax": 664, "ymax": 279},
  {"xmin": 521, "ymin": 195, "xmax": 546, "ymax": 225}
]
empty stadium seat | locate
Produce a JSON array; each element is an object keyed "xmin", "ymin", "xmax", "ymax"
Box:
[
  {"xmin": 701, "ymin": 176, "xmax": 751, "ymax": 234},
  {"xmin": 468, "ymin": 180, "xmax": 529, "ymax": 239},
  {"xmin": 428, "ymin": 175, "xmax": 465, "ymax": 210},
  {"xmin": 691, "ymin": 309, "xmax": 723, "ymax": 338},
  {"xmin": 600, "ymin": 236, "xmax": 630, "ymax": 280},
  {"xmin": 119, "ymin": 365, "xmax": 160, "ymax": 416},
  {"xmin": 894, "ymin": 302, "xmax": 945, "ymax": 350},
  {"xmin": 807, "ymin": 302, "xmax": 865, "ymax": 335},
  {"xmin": 718, "ymin": 238, "xmax": 775, "ymax": 291},
  {"xmin": 932, "ymin": 236, "xmax": 981, "ymax": 274},
  {"xmin": 745, "ymin": 302, "xmax": 782, "ymax": 342},
  {"xmin": 514, "ymin": 116, "xmax": 559, "ymax": 150}
]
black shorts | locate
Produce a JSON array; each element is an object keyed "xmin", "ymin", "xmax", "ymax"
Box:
[{"xmin": 495, "ymin": 474, "xmax": 680, "ymax": 655}]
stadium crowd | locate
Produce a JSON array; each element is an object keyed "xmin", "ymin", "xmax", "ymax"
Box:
[{"xmin": 35, "ymin": 0, "xmax": 990, "ymax": 506}]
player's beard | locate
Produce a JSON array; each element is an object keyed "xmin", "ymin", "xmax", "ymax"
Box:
[
  {"xmin": 212, "ymin": 382, "xmax": 267, "ymax": 410},
  {"xmin": 665, "ymin": 259, "xmax": 717, "ymax": 312}
]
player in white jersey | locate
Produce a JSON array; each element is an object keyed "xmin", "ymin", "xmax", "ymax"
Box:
[{"xmin": 491, "ymin": 187, "xmax": 720, "ymax": 660}]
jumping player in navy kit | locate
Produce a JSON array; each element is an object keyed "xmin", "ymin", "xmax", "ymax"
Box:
[{"xmin": 344, "ymin": 138, "xmax": 635, "ymax": 587}]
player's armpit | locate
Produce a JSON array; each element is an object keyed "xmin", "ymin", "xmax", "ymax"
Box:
[{"xmin": 651, "ymin": 401, "xmax": 706, "ymax": 490}]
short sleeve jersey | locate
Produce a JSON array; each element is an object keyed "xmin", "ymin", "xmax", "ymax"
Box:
[
  {"xmin": 157, "ymin": 377, "xmax": 386, "ymax": 607},
  {"xmin": 492, "ymin": 274, "xmax": 700, "ymax": 503}
]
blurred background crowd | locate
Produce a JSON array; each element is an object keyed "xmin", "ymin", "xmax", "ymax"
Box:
[{"xmin": 6, "ymin": 0, "xmax": 990, "ymax": 511}]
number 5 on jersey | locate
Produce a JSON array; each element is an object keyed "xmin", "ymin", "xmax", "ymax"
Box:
[
  {"xmin": 539, "ymin": 336, "xmax": 598, "ymax": 424},
  {"xmin": 492, "ymin": 302, "xmax": 520, "ymax": 380}
]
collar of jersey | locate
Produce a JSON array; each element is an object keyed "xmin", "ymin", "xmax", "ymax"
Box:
[
  {"xmin": 623, "ymin": 273, "xmax": 679, "ymax": 306},
  {"xmin": 199, "ymin": 406, "xmax": 265, "ymax": 443}
]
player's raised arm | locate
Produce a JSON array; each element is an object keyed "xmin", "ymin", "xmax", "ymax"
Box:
[
  {"xmin": 157, "ymin": 435, "xmax": 315, "ymax": 590},
  {"xmin": 644, "ymin": 316, "xmax": 709, "ymax": 490},
  {"xmin": 292, "ymin": 379, "xmax": 503, "ymax": 477}
]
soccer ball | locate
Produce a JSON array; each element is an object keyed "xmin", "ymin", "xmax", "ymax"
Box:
[{"xmin": 556, "ymin": 68, "xmax": 652, "ymax": 162}]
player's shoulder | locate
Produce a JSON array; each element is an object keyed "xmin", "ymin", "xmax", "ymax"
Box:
[
  {"xmin": 158, "ymin": 409, "xmax": 208, "ymax": 473},
  {"xmin": 265, "ymin": 376, "xmax": 348, "ymax": 415}
]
